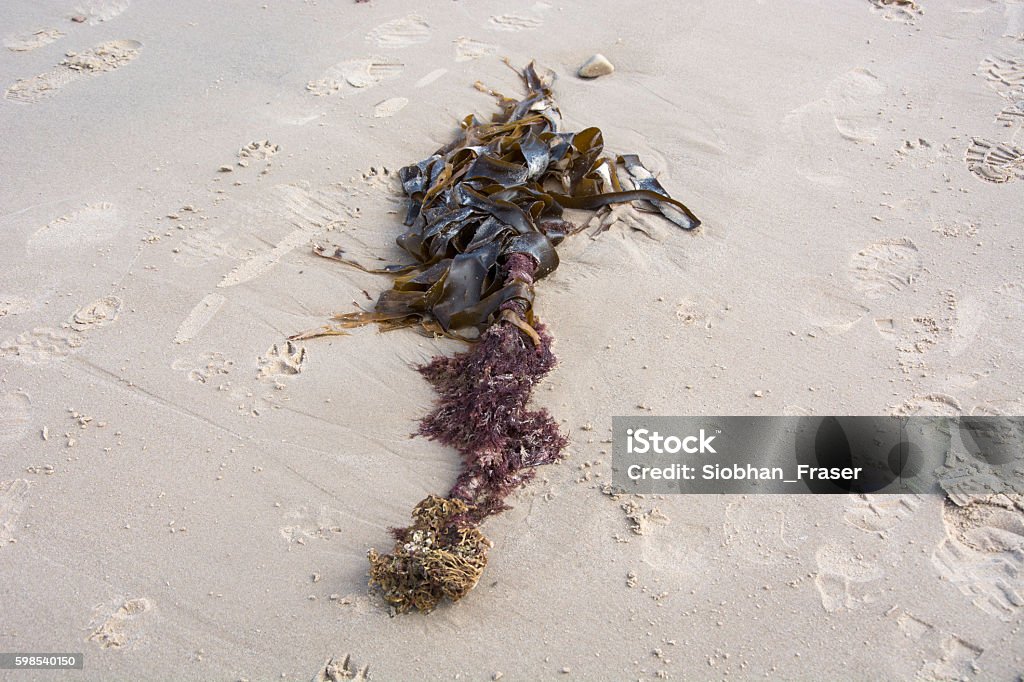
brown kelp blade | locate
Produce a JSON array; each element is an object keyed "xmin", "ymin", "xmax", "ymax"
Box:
[
  {"xmin": 616, "ymin": 154, "xmax": 700, "ymax": 229},
  {"xmin": 300, "ymin": 60, "xmax": 701, "ymax": 340}
]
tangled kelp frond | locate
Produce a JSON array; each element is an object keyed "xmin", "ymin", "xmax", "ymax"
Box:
[
  {"xmin": 301, "ymin": 60, "xmax": 701, "ymax": 613},
  {"xmin": 367, "ymin": 495, "xmax": 491, "ymax": 613},
  {"xmin": 292, "ymin": 60, "xmax": 699, "ymax": 344}
]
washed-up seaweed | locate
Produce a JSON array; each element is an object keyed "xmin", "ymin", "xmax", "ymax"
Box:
[{"xmin": 294, "ymin": 61, "xmax": 700, "ymax": 613}]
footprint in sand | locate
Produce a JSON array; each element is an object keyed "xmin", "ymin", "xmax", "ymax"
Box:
[
  {"xmin": 173, "ymin": 351, "xmax": 235, "ymax": 386},
  {"xmin": 994, "ymin": 281, "xmax": 1024, "ymax": 305},
  {"xmin": 933, "ymin": 495, "xmax": 1024, "ymax": 622},
  {"xmin": 366, "ymin": 15, "xmax": 431, "ymax": 49},
  {"xmin": 782, "ymin": 68, "xmax": 886, "ymax": 183},
  {"xmin": 889, "ymin": 138, "xmax": 954, "ymax": 171},
  {"xmin": 236, "ymin": 140, "xmax": 280, "ymax": 169},
  {"xmin": 919, "ymin": 635, "xmax": 984, "ymax": 680},
  {"xmin": 813, "ymin": 543, "xmax": 884, "ymax": 612},
  {"xmin": 70, "ymin": 0, "xmax": 131, "ymax": 25},
  {"xmin": 892, "ymin": 393, "xmax": 962, "ymax": 416},
  {"xmin": 27, "ymin": 202, "xmax": 117, "ymax": 252},
  {"xmin": 280, "ymin": 505, "xmax": 347, "ymax": 544},
  {"xmin": 944, "ymin": 292, "xmax": 990, "ymax": 360},
  {"xmin": 5, "ymin": 66, "xmax": 77, "ymax": 103},
  {"xmin": 372, "ymin": 96, "xmax": 408, "ymax": 118},
  {"xmin": 172, "ymin": 228, "xmax": 237, "ymax": 267},
  {"xmin": 995, "ymin": 98, "xmax": 1024, "ymax": 127},
  {"xmin": 978, "ymin": 55, "xmax": 1024, "ymax": 96},
  {"xmin": 0, "ymin": 392, "xmax": 32, "ymax": 444},
  {"xmin": 722, "ymin": 500, "xmax": 798, "ymax": 566},
  {"xmin": 618, "ymin": 498, "xmax": 670, "ymax": 537},
  {"xmin": 0, "ymin": 479, "xmax": 32, "ymax": 545},
  {"xmin": 174, "ymin": 348, "xmax": 285, "ymax": 414},
  {"xmin": 886, "ymin": 314, "xmax": 941, "ymax": 370},
  {"xmin": 306, "ymin": 56, "xmax": 403, "ymax": 96},
  {"xmin": 0, "ymin": 328, "xmax": 85, "ymax": 364},
  {"xmin": 833, "ymin": 69, "xmax": 887, "ymax": 143},
  {"xmin": 69, "ymin": 296, "xmax": 122, "ymax": 331},
  {"xmin": 257, "ymin": 341, "xmax": 306, "ymax": 380},
  {"xmin": 875, "ymin": 291, "xmax": 959, "ymax": 372},
  {"xmin": 454, "ymin": 36, "xmax": 498, "ymax": 62},
  {"xmin": 640, "ymin": 517, "xmax": 709, "ymax": 572},
  {"xmin": 971, "ymin": 399, "xmax": 1024, "ymax": 417},
  {"xmin": 27, "ymin": 202, "xmax": 121, "ymax": 253},
  {"xmin": 978, "ymin": 56, "xmax": 1024, "ymax": 129},
  {"xmin": 173, "ymin": 294, "xmax": 227, "ymax": 345},
  {"xmin": 0, "ymin": 296, "xmax": 32, "ymax": 318},
  {"xmin": 929, "ymin": 216, "xmax": 978, "ymax": 239},
  {"xmin": 487, "ymin": 14, "xmax": 544, "ymax": 31},
  {"xmin": 844, "ymin": 493, "xmax": 922, "ymax": 534},
  {"xmin": 312, "ymin": 654, "xmax": 370, "ymax": 682},
  {"xmin": 886, "ymin": 609, "xmax": 984, "ymax": 680},
  {"xmin": 674, "ymin": 293, "xmax": 727, "ymax": 330},
  {"xmin": 217, "ymin": 181, "xmax": 351, "ymax": 288},
  {"xmin": 848, "ymin": 238, "xmax": 923, "ymax": 299},
  {"xmin": 867, "ymin": 0, "xmax": 920, "ymax": 22},
  {"xmin": 798, "ymin": 279, "xmax": 870, "ymax": 336},
  {"xmin": 4, "ymin": 28, "xmax": 65, "ymax": 52},
  {"xmin": 202, "ymin": 167, "xmax": 400, "ymax": 289},
  {"xmin": 5, "ymin": 39, "xmax": 141, "ymax": 103},
  {"xmin": 315, "ymin": 167, "xmax": 408, "ymax": 262},
  {"xmin": 0, "ymin": 293, "xmax": 121, "ymax": 364},
  {"xmin": 87, "ymin": 597, "xmax": 153, "ymax": 649},
  {"xmin": 893, "ymin": 609, "xmax": 935, "ymax": 641},
  {"xmin": 831, "ymin": 69, "xmax": 887, "ymax": 143},
  {"xmin": 965, "ymin": 137, "xmax": 1024, "ymax": 184},
  {"xmin": 414, "ymin": 68, "xmax": 447, "ymax": 88},
  {"xmin": 354, "ymin": 165, "xmax": 404, "ymax": 200}
]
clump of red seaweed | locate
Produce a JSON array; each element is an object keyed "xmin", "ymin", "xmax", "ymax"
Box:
[{"xmin": 294, "ymin": 61, "xmax": 699, "ymax": 613}]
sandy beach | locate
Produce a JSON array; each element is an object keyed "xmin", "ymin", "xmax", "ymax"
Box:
[{"xmin": 2, "ymin": 0, "xmax": 1024, "ymax": 679}]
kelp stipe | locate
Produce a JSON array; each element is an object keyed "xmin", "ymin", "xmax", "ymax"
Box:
[{"xmin": 294, "ymin": 61, "xmax": 700, "ymax": 612}]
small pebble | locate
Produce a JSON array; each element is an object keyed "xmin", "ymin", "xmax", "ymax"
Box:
[{"xmin": 578, "ymin": 54, "xmax": 614, "ymax": 79}]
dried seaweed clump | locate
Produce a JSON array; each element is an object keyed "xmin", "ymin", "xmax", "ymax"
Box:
[
  {"xmin": 296, "ymin": 61, "xmax": 700, "ymax": 612},
  {"xmin": 367, "ymin": 496, "xmax": 491, "ymax": 613}
]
